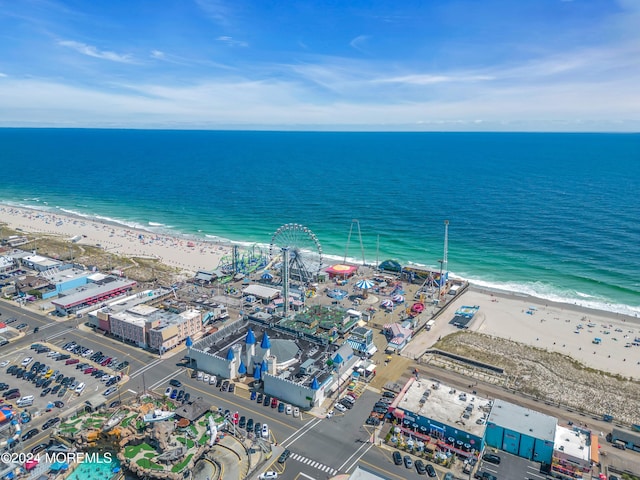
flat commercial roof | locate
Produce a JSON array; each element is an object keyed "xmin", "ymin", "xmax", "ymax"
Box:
[
  {"xmin": 51, "ymin": 278, "xmax": 136, "ymax": 309},
  {"xmin": 242, "ymin": 284, "xmax": 281, "ymax": 300},
  {"xmin": 554, "ymin": 425, "xmax": 590, "ymax": 463},
  {"xmin": 398, "ymin": 379, "xmax": 491, "ymax": 437},
  {"xmin": 488, "ymin": 399, "xmax": 557, "ymax": 442}
]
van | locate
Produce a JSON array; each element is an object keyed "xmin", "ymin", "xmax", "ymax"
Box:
[
  {"xmin": 75, "ymin": 382, "xmax": 86, "ymax": 394},
  {"xmin": 17, "ymin": 395, "xmax": 34, "ymax": 407}
]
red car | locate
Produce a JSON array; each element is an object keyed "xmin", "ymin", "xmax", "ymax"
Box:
[
  {"xmin": 65, "ymin": 359, "xmax": 79, "ymax": 365},
  {"xmin": 101, "ymin": 358, "xmax": 112, "ymax": 366},
  {"xmin": 84, "ymin": 367, "xmax": 95, "ymax": 374},
  {"xmin": 271, "ymin": 398, "xmax": 279, "ymax": 408}
]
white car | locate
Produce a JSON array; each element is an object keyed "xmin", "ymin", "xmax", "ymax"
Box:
[
  {"xmin": 259, "ymin": 472, "xmax": 278, "ymax": 480},
  {"xmin": 164, "ymin": 387, "xmax": 172, "ymax": 396},
  {"xmin": 261, "ymin": 423, "xmax": 269, "ymax": 439},
  {"xmin": 285, "ymin": 404, "xmax": 292, "ymax": 415},
  {"xmin": 293, "ymin": 407, "xmax": 300, "ymax": 418},
  {"xmin": 209, "ymin": 375, "xmax": 217, "ymax": 385},
  {"xmin": 326, "ymin": 410, "xmax": 334, "ymax": 419},
  {"xmin": 197, "ymin": 371, "xmax": 203, "ymax": 381},
  {"xmin": 334, "ymin": 402, "xmax": 347, "ymax": 413},
  {"xmin": 21, "ymin": 357, "xmax": 33, "ymax": 367},
  {"xmin": 82, "ymin": 349, "xmax": 93, "ymax": 357},
  {"xmin": 0, "ymin": 360, "xmax": 9, "ymax": 367},
  {"xmin": 203, "ymin": 374, "xmax": 210, "ymax": 383}
]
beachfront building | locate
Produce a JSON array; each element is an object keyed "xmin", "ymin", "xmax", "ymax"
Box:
[
  {"xmin": 51, "ymin": 277, "xmax": 137, "ymax": 315},
  {"xmin": 20, "ymin": 254, "xmax": 64, "ymax": 272},
  {"xmin": 109, "ymin": 304, "xmax": 202, "ymax": 351},
  {"xmin": 345, "ymin": 326, "xmax": 377, "ymax": 357},
  {"xmin": 0, "ymin": 255, "xmax": 17, "ymax": 275},
  {"xmin": 485, "ymin": 399, "xmax": 556, "ymax": 465},
  {"xmin": 550, "ymin": 425, "xmax": 597, "ymax": 479},
  {"xmin": 189, "ymin": 318, "xmax": 362, "ymax": 408},
  {"xmin": 388, "ymin": 377, "xmax": 489, "ymax": 460},
  {"xmin": 382, "ymin": 321, "xmax": 413, "ymax": 352}
]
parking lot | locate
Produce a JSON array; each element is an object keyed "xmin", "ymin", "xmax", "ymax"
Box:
[{"xmin": 1, "ymin": 340, "xmax": 129, "ymax": 418}]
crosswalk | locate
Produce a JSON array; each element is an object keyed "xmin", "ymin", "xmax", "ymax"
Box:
[{"xmin": 289, "ymin": 452, "xmax": 338, "ymax": 475}]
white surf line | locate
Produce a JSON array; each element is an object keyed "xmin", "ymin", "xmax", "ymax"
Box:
[
  {"xmin": 129, "ymin": 358, "xmax": 164, "ymax": 379},
  {"xmin": 281, "ymin": 418, "xmax": 323, "ymax": 448},
  {"xmin": 337, "ymin": 441, "xmax": 373, "ymax": 473}
]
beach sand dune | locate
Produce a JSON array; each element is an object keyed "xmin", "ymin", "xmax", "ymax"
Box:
[{"xmin": 445, "ymin": 288, "xmax": 640, "ymax": 380}]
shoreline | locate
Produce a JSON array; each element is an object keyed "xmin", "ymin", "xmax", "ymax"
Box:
[
  {"xmin": 0, "ymin": 204, "xmax": 232, "ymax": 274},
  {"xmin": 1, "ymin": 202, "xmax": 639, "ymax": 317}
]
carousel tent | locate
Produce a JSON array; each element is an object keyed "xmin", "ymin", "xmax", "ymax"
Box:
[{"xmin": 325, "ymin": 264, "xmax": 358, "ymax": 278}]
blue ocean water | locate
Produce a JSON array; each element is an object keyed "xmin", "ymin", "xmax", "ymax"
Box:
[{"xmin": 1, "ymin": 129, "xmax": 639, "ymax": 315}]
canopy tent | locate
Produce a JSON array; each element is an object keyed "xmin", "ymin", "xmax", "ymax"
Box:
[
  {"xmin": 325, "ymin": 264, "xmax": 358, "ymax": 278},
  {"xmin": 392, "ymin": 294, "xmax": 405, "ymax": 303},
  {"xmin": 381, "ymin": 299, "xmax": 393, "ymax": 309},
  {"xmin": 379, "ymin": 259, "xmax": 402, "ymax": 272}
]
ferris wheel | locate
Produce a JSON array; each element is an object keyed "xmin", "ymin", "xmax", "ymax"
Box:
[{"xmin": 270, "ymin": 223, "xmax": 323, "ymax": 283}]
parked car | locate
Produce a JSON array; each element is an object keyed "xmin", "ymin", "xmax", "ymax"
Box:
[
  {"xmin": 246, "ymin": 418, "xmax": 254, "ymax": 431},
  {"xmin": 31, "ymin": 443, "xmax": 49, "ymax": 454},
  {"xmin": 170, "ymin": 389, "xmax": 178, "ymax": 399},
  {"xmin": 293, "ymin": 407, "xmax": 300, "ymax": 417},
  {"xmin": 425, "ymin": 464, "xmax": 437, "ymax": 477},
  {"xmin": 169, "ymin": 379, "xmax": 181, "ymax": 388},
  {"xmin": 278, "ymin": 402, "xmax": 285, "ymax": 413},
  {"xmin": 256, "ymin": 393, "xmax": 263, "ymax": 403},
  {"xmin": 482, "ymin": 453, "xmax": 501, "ymax": 465},
  {"xmin": 334, "ymin": 402, "xmax": 347, "ymax": 412},
  {"xmin": 261, "ymin": 423, "xmax": 269, "ymax": 439},
  {"xmin": 258, "ymin": 472, "xmax": 278, "ymax": 480},
  {"xmin": 183, "ymin": 393, "xmax": 190, "ymax": 403},
  {"xmin": 21, "ymin": 357, "xmax": 33, "ymax": 367},
  {"xmin": 271, "ymin": 397, "xmax": 279, "ymax": 408},
  {"xmin": 393, "ymin": 451, "xmax": 402, "ymax": 465},
  {"xmin": 404, "ymin": 455, "xmax": 413, "ymax": 469},
  {"xmin": 65, "ymin": 359, "xmax": 79, "ymax": 365},
  {"xmin": 415, "ymin": 459, "xmax": 426, "ymax": 475},
  {"xmin": 103, "ymin": 386, "xmax": 117, "ymax": 397},
  {"xmin": 382, "ymin": 391, "xmax": 396, "ymax": 398},
  {"xmin": 228, "ymin": 383, "xmax": 235, "ymax": 393}
]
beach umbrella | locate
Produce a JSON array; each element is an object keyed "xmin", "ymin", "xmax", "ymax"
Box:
[{"xmin": 356, "ymin": 278, "xmax": 374, "ymax": 298}]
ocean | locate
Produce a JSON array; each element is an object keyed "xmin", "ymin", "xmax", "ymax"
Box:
[{"xmin": 1, "ymin": 128, "xmax": 639, "ymax": 315}]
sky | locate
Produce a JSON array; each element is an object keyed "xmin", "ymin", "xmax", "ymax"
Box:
[{"xmin": 0, "ymin": 0, "xmax": 639, "ymax": 131}]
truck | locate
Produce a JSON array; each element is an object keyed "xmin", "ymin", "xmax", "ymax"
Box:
[{"xmin": 425, "ymin": 320, "xmax": 435, "ymax": 331}]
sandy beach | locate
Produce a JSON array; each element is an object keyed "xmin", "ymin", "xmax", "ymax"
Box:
[
  {"xmin": 419, "ymin": 287, "xmax": 640, "ymax": 380},
  {"xmin": 0, "ymin": 205, "xmax": 231, "ymax": 274}
]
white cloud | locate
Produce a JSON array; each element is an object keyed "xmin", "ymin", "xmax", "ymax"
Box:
[
  {"xmin": 217, "ymin": 36, "xmax": 248, "ymax": 47},
  {"xmin": 0, "ymin": 73, "xmax": 7, "ymax": 78},
  {"xmin": 196, "ymin": 0, "xmax": 233, "ymax": 26},
  {"xmin": 58, "ymin": 40, "xmax": 134, "ymax": 63},
  {"xmin": 151, "ymin": 50, "xmax": 165, "ymax": 59},
  {"xmin": 349, "ymin": 35, "xmax": 370, "ymax": 54}
]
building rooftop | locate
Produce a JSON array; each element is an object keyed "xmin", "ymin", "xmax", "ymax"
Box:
[
  {"xmin": 398, "ymin": 379, "xmax": 491, "ymax": 437},
  {"xmin": 51, "ymin": 278, "xmax": 136, "ymax": 309},
  {"xmin": 554, "ymin": 425, "xmax": 590, "ymax": 462},
  {"xmin": 488, "ymin": 399, "xmax": 557, "ymax": 443}
]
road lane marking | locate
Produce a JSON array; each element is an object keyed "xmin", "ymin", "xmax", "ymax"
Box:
[
  {"xmin": 281, "ymin": 418, "xmax": 322, "ymax": 447},
  {"xmin": 338, "ymin": 440, "xmax": 373, "ymax": 472}
]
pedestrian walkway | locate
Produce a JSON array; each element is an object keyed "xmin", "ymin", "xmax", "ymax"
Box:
[{"xmin": 289, "ymin": 452, "xmax": 338, "ymax": 475}]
